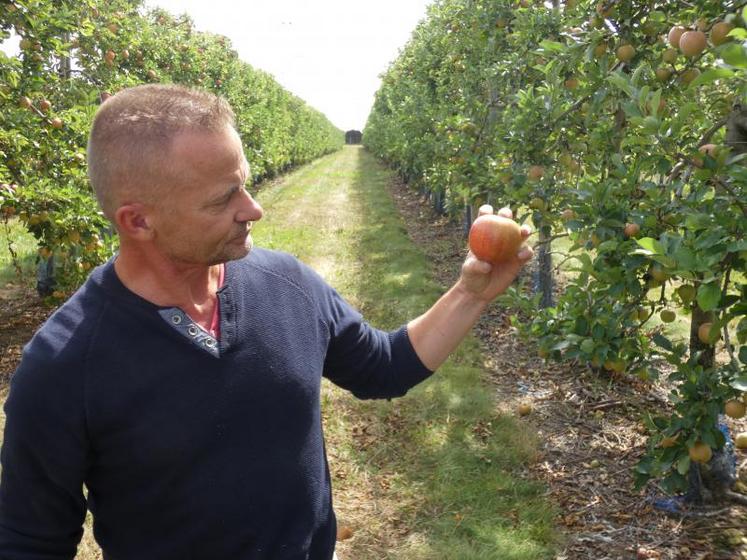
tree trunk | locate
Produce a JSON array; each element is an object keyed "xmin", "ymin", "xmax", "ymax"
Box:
[{"xmin": 534, "ymin": 223, "xmax": 554, "ymax": 308}]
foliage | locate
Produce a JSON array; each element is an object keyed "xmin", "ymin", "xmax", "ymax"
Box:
[
  {"xmin": 0, "ymin": 0, "xmax": 342, "ymax": 290},
  {"xmin": 365, "ymin": 0, "xmax": 747, "ymax": 494}
]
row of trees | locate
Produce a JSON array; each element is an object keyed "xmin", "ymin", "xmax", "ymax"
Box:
[
  {"xmin": 0, "ymin": 0, "xmax": 342, "ymax": 290},
  {"xmin": 365, "ymin": 0, "xmax": 747, "ymax": 498}
]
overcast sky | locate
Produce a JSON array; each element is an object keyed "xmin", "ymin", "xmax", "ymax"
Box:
[{"xmin": 144, "ymin": 0, "xmax": 433, "ymax": 130}]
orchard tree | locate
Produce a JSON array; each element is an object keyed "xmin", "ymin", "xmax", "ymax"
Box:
[{"xmin": 365, "ymin": 0, "xmax": 747, "ymax": 501}]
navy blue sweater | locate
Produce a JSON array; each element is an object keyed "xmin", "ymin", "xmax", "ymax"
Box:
[{"xmin": 0, "ymin": 248, "xmax": 432, "ymax": 559}]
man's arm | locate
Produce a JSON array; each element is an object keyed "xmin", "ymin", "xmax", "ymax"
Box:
[{"xmin": 406, "ymin": 206, "xmax": 533, "ymax": 371}]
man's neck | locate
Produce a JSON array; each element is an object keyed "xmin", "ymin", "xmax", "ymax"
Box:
[{"xmin": 114, "ymin": 244, "xmax": 223, "ymax": 323}]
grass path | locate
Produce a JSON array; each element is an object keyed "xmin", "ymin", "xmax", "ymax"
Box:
[{"xmin": 253, "ymin": 146, "xmax": 558, "ymax": 559}]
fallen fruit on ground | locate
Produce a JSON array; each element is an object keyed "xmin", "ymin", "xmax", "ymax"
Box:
[
  {"xmin": 468, "ymin": 214, "xmax": 523, "ymax": 264},
  {"xmin": 688, "ymin": 441, "xmax": 712, "ymax": 463},
  {"xmin": 735, "ymin": 433, "xmax": 747, "ymax": 450},
  {"xmin": 336, "ymin": 526, "xmax": 354, "ymax": 541},
  {"xmin": 517, "ymin": 402, "xmax": 532, "ymax": 416}
]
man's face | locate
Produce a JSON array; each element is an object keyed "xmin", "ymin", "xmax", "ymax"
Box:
[{"xmin": 148, "ymin": 125, "xmax": 264, "ymax": 266}]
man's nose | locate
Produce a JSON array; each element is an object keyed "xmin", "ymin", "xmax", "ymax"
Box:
[{"xmin": 237, "ymin": 190, "xmax": 263, "ymax": 222}]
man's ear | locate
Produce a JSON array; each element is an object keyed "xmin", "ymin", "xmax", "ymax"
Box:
[{"xmin": 114, "ymin": 203, "xmax": 154, "ymax": 241}]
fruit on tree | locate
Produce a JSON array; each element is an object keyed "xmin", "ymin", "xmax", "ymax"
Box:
[
  {"xmin": 668, "ymin": 26, "xmax": 686, "ymax": 48},
  {"xmin": 662, "ymin": 48, "xmax": 678, "ymax": 64},
  {"xmin": 699, "ymin": 143, "xmax": 719, "ymax": 157},
  {"xmin": 710, "ymin": 22, "xmax": 733, "ymax": 46},
  {"xmin": 39, "ymin": 98, "xmax": 51, "ymax": 113},
  {"xmin": 624, "ymin": 223, "xmax": 640, "ymax": 237},
  {"xmin": 616, "ymin": 44, "xmax": 635, "ymax": 63},
  {"xmin": 655, "ymin": 68, "xmax": 672, "ymax": 82},
  {"xmin": 561, "ymin": 208, "xmax": 576, "ymax": 221},
  {"xmin": 680, "ymin": 68, "xmax": 700, "ymax": 85},
  {"xmin": 593, "ymin": 42, "xmax": 607, "ymax": 58},
  {"xmin": 147, "ymin": 69, "xmax": 158, "ymax": 80},
  {"xmin": 677, "ymin": 284, "xmax": 695, "ymax": 303},
  {"xmin": 50, "ymin": 117, "xmax": 63, "ymax": 129},
  {"xmin": 529, "ymin": 197, "xmax": 546, "ymax": 211},
  {"xmin": 564, "ymin": 77, "xmax": 579, "ymax": 90},
  {"xmin": 660, "ymin": 310, "xmax": 676, "ymax": 323},
  {"xmin": 468, "ymin": 214, "xmax": 523, "ymax": 264},
  {"xmin": 19, "ymin": 96, "xmax": 32, "ymax": 109},
  {"xmin": 697, "ymin": 322, "xmax": 720, "ymax": 345},
  {"xmin": 660, "ymin": 434, "xmax": 678, "ymax": 448},
  {"xmin": 527, "ymin": 165, "xmax": 544, "ymax": 181},
  {"xmin": 460, "ymin": 121, "xmax": 478, "ymax": 135},
  {"xmin": 725, "ymin": 400, "xmax": 746, "ymax": 419},
  {"xmin": 679, "ymin": 30, "xmax": 706, "ymax": 57},
  {"xmin": 595, "ymin": 2, "xmax": 614, "ymax": 17},
  {"xmin": 650, "ymin": 265, "xmax": 670, "ymax": 282},
  {"xmin": 688, "ymin": 442, "xmax": 712, "ymax": 464}
]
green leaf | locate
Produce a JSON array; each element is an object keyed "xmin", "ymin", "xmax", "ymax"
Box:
[
  {"xmin": 651, "ymin": 254, "xmax": 677, "ymax": 268},
  {"xmin": 635, "ymin": 237, "xmax": 665, "ymax": 255},
  {"xmin": 689, "ymin": 68, "xmax": 735, "ymax": 87},
  {"xmin": 722, "ymin": 43, "xmax": 747, "ymax": 68},
  {"xmin": 539, "ymin": 40, "xmax": 565, "ymax": 52},
  {"xmin": 676, "ymin": 454, "xmax": 691, "ymax": 475},
  {"xmin": 737, "ymin": 318, "xmax": 747, "ymax": 344},
  {"xmin": 740, "ymin": 346, "xmax": 747, "ymax": 364},
  {"xmin": 607, "ymin": 72, "xmax": 633, "ymax": 97},
  {"xmin": 697, "ymin": 283, "xmax": 722, "ymax": 312},
  {"xmin": 731, "ymin": 375, "xmax": 747, "ymax": 391},
  {"xmin": 653, "ymin": 333, "xmax": 673, "ymax": 351}
]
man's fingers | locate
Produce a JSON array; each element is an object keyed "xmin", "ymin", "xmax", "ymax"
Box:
[
  {"xmin": 497, "ymin": 206, "xmax": 512, "ymax": 219},
  {"xmin": 478, "ymin": 204, "xmax": 493, "ymax": 216},
  {"xmin": 464, "ymin": 253, "xmax": 494, "ymax": 274},
  {"xmin": 520, "ymin": 224, "xmax": 532, "ymax": 239}
]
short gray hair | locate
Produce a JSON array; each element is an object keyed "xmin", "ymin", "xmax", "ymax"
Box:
[{"xmin": 87, "ymin": 84, "xmax": 236, "ymax": 218}]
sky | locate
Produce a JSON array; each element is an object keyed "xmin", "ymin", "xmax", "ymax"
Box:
[{"xmin": 143, "ymin": 0, "xmax": 434, "ymax": 130}]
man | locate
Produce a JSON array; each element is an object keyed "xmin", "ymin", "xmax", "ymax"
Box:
[{"xmin": 0, "ymin": 84, "xmax": 532, "ymax": 559}]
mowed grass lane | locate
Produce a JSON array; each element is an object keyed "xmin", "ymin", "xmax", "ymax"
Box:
[{"xmin": 254, "ymin": 145, "xmax": 558, "ymax": 559}]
